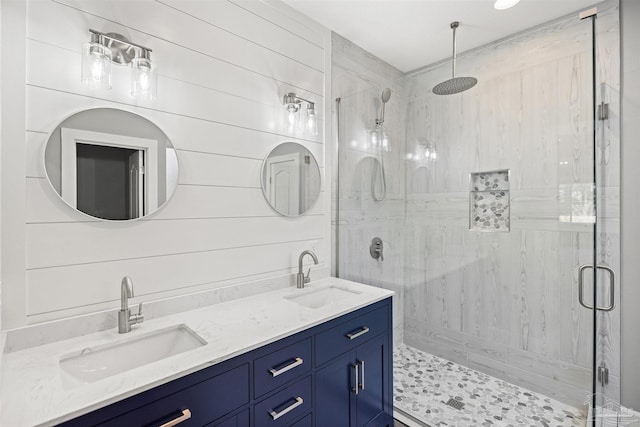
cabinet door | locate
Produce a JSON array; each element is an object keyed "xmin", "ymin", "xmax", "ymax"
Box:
[
  {"xmin": 356, "ymin": 335, "xmax": 386, "ymax": 427},
  {"xmin": 315, "ymin": 351, "xmax": 357, "ymax": 427}
]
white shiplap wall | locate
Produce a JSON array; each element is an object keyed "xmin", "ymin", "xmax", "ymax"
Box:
[{"xmin": 1, "ymin": 0, "xmax": 331, "ymax": 327}]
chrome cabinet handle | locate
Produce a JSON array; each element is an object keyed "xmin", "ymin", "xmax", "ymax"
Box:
[
  {"xmin": 159, "ymin": 409, "xmax": 191, "ymax": 427},
  {"xmin": 269, "ymin": 357, "xmax": 303, "ymax": 377},
  {"xmin": 358, "ymin": 360, "xmax": 365, "ymax": 390},
  {"xmin": 346, "ymin": 326, "xmax": 370, "ymax": 340},
  {"xmin": 578, "ymin": 264, "xmax": 615, "ymax": 311},
  {"xmin": 351, "ymin": 363, "xmax": 359, "ymax": 395},
  {"xmin": 269, "ymin": 397, "xmax": 303, "ymax": 420}
]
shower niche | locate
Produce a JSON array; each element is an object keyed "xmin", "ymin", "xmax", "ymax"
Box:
[{"xmin": 469, "ymin": 169, "xmax": 510, "ymax": 232}]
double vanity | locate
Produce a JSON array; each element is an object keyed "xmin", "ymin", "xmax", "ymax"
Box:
[{"xmin": 0, "ymin": 278, "xmax": 393, "ymax": 426}]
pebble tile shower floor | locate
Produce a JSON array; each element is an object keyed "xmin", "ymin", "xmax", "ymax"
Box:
[{"xmin": 393, "ymin": 345, "xmax": 586, "ymax": 427}]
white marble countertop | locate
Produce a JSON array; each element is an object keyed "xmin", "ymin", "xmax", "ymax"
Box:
[{"xmin": 0, "ymin": 277, "xmax": 393, "ymax": 427}]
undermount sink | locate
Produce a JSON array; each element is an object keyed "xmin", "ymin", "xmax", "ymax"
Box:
[
  {"xmin": 60, "ymin": 324, "xmax": 206, "ymax": 384},
  {"xmin": 285, "ymin": 286, "xmax": 362, "ymax": 309}
]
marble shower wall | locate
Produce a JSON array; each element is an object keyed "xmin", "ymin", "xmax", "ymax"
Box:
[
  {"xmin": 331, "ymin": 33, "xmax": 406, "ymax": 346},
  {"xmin": 401, "ymin": 6, "xmax": 620, "ymax": 409}
]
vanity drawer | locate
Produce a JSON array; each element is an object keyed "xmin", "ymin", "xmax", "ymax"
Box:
[
  {"xmin": 254, "ymin": 338, "xmax": 312, "ymax": 397},
  {"xmin": 315, "ymin": 306, "xmax": 388, "ymax": 366},
  {"xmin": 254, "ymin": 376, "xmax": 312, "ymax": 427},
  {"xmin": 98, "ymin": 363, "xmax": 249, "ymax": 426}
]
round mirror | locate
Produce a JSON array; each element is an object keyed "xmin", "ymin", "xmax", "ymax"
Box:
[
  {"xmin": 261, "ymin": 142, "xmax": 321, "ymax": 216},
  {"xmin": 44, "ymin": 108, "xmax": 179, "ymax": 221}
]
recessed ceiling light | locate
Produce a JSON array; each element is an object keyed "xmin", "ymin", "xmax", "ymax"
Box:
[{"xmin": 494, "ymin": 0, "xmax": 521, "ymax": 10}]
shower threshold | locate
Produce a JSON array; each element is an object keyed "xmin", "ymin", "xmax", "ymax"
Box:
[{"xmin": 393, "ymin": 345, "xmax": 586, "ymax": 427}]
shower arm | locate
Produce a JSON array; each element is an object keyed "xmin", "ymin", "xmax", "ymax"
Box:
[{"xmin": 451, "ymin": 21, "xmax": 458, "ymax": 78}]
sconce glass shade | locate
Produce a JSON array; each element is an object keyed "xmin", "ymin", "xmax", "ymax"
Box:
[
  {"xmin": 81, "ymin": 42, "xmax": 112, "ymax": 90},
  {"xmin": 286, "ymin": 104, "xmax": 300, "ymax": 133},
  {"xmin": 306, "ymin": 106, "xmax": 318, "ymax": 136},
  {"xmin": 131, "ymin": 55, "xmax": 157, "ymax": 99}
]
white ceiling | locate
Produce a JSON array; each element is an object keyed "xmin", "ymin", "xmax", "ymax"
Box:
[{"xmin": 282, "ymin": 0, "xmax": 601, "ymax": 72}]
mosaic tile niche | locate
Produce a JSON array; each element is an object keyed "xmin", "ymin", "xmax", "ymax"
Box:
[{"xmin": 470, "ymin": 170, "xmax": 510, "ymax": 232}]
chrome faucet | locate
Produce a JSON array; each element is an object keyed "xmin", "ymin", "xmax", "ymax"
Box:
[
  {"xmin": 118, "ymin": 276, "xmax": 144, "ymax": 333},
  {"xmin": 297, "ymin": 250, "xmax": 319, "ymax": 289}
]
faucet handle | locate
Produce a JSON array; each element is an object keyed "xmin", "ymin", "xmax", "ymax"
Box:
[
  {"xmin": 304, "ymin": 268, "xmax": 311, "ymax": 284},
  {"xmin": 131, "ymin": 302, "xmax": 144, "ymax": 326}
]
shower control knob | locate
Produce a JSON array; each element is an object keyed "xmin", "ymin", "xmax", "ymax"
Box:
[{"xmin": 370, "ymin": 237, "xmax": 384, "ymax": 261}]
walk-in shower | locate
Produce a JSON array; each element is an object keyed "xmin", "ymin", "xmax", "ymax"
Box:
[{"xmin": 335, "ymin": 5, "xmax": 620, "ymax": 427}]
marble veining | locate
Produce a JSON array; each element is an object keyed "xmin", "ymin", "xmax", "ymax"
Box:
[
  {"xmin": 394, "ymin": 345, "xmax": 586, "ymax": 427},
  {"xmin": 0, "ymin": 278, "xmax": 393, "ymax": 427}
]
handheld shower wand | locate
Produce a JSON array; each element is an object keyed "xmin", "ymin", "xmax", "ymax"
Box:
[{"xmin": 376, "ymin": 88, "xmax": 392, "ymax": 126}]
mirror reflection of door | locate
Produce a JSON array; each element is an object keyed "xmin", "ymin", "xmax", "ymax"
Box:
[
  {"xmin": 61, "ymin": 128, "xmax": 158, "ymax": 220},
  {"xmin": 76, "ymin": 144, "xmax": 144, "ymax": 220},
  {"xmin": 265, "ymin": 153, "xmax": 300, "ymax": 216}
]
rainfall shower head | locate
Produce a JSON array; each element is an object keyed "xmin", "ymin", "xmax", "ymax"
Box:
[
  {"xmin": 432, "ymin": 22, "xmax": 477, "ymax": 95},
  {"xmin": 376, "ymin": 88, "xmax": 392, "ymax": 125}
]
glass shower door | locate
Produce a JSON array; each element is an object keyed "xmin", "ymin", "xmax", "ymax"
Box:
[{"xmin": 584, "ymin": 6, "xmax": 622, "ymax": 424}]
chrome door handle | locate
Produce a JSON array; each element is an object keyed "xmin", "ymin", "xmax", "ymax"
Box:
[
  {"xmin": 269, "ymin": 397, "xmax": 303, "ymax": 420},
  {"xmin": 357, "ymin": 360, "xmax": 365, "ymax": 390},
  {"xmin": 159, "ymin": 409, "xmax": 191, "ymax": 427},
  {"xmin": 351, "ymin": 362, "xmax": 359, "ymax": 395},
  {"xmin": 346, "ymin": 326, "xmax": 369, "ymax": 340},
  {"xmin": 269, "ymin": 357, "xmax": 303, "ymax": 377},
  {"xmin": 578, "ymin": 264, "xmax": 615, "ymax": 311}
]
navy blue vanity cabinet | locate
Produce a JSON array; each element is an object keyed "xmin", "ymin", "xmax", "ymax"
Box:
[
  {"xmin": 314, "ymin": 305, "xmax": 392, "ymax": 427},
  {"xmin": 57, "ymin": 297, "xmax": 392, "ymax": 427}
]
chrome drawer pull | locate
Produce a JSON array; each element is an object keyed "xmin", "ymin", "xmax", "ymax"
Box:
[
  {"xmin": 269, "ymin": 357, "xmax": 303, "ymax": 377},
  {"xmin": 159, "ymin": 409, "xmax": 191, "ymax": 427},
  {"xmin": 346, "ymin": 326, "xmax": 369, "ymax": 340},
  {"xmin": 269, "ymin": 397, "xmax": 303, "ymax": 420}
]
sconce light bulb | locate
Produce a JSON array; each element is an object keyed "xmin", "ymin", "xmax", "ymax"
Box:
[
  {"xmin": 137, "ymin": 62, "xmax": 151, "ymax": 91},
  {"xmin": 306, "ymin": 108, "xmax": 317, "ymax": 135},
  {"xmin": 91, "ymin": 57, "xmax": 104, "ymax": 82}
]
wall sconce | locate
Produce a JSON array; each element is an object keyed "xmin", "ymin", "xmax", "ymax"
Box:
[
  {"xmin": 81, "ymin": 29, "xmax": 157, "ymax": 99},
  {"xmin": 283, "ymin": 92, "xmax": 318, "ymax": 135}
]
